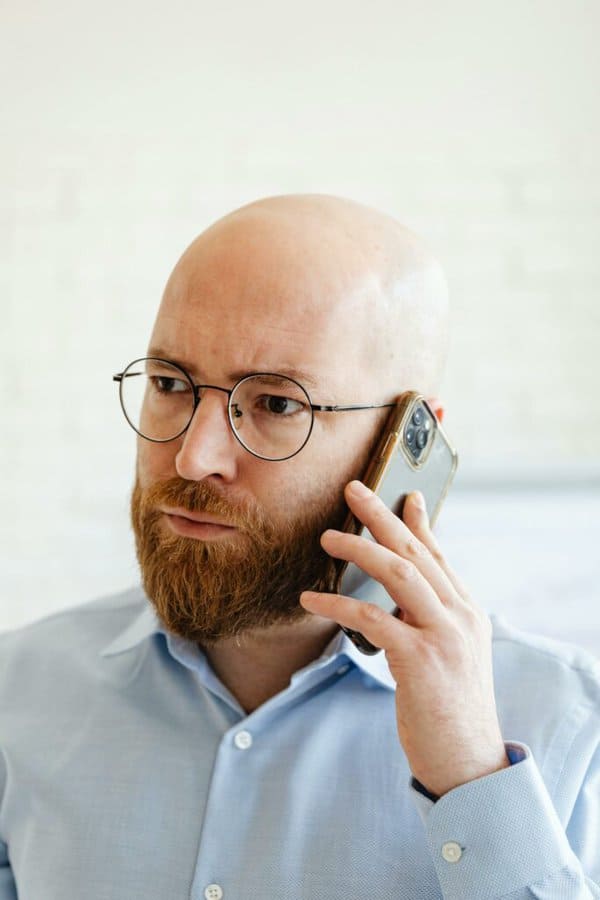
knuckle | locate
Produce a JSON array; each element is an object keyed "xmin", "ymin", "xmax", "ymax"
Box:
[
  {"xmin": 412, "ymin": 631, "xmax": 444, "ymax": 667},
  {"xmin": 404, "ymin": 536, "xmax": 428, "ymax": 560},
  {"xmin": 390, "ymin": 557, "xmax": 416, "ymax": 582},
  {"xmin": 462, "ymin": 600, "xmax": 490, "ymax": 633},
  {"xmin": 370, "ymin": 500, "xmax": 389, "ymax": 525},
  {"xmin": 361, "ymin": 602, "xmax": 386, "ymax": 624}
]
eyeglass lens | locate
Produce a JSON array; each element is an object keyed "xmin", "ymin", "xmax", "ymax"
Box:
[{"xmin": 119, "ymin": 359, "xmax": 314, "ymax": 460}]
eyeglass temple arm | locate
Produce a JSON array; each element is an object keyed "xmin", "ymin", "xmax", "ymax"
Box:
[{"xmin": 311, "ymin": 402, "xmax": 396, "ymax": 412}]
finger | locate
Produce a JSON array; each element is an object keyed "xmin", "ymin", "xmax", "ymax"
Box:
[
  {"xmin": 401, "ymin": 490, "xmax": 472, "ymax": 601},
  {"xmin": 299, "ymin": 588, "xmax": 410, "ymax": 653},
  {"xmin": 344, "ymin": 481, "xmax": 461, "ymax": 607},
  {"xmin": 321, "ymin": 529, "xmax": 448, "ymax": 628}
]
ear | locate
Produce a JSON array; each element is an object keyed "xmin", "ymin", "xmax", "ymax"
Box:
[{"xmin": 425, "ymin": 396, "xmax": 444, "ymax": 423}]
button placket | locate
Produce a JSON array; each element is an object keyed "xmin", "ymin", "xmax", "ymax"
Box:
[{"xmin": 200, "ymin": 732, "xmax": 253, "ymax": 895}]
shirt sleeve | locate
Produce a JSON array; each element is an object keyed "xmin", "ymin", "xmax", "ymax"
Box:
[{"xmin": 409, "ymin": 740, "xmax": 600, "ymax": 898}]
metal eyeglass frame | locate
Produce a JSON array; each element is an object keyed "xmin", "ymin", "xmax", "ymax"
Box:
[{"xmin": 113, "ymin": 356, "xmax": 396, "ymax": 462}]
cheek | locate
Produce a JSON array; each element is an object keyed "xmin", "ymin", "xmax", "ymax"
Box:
[
  {"xmin": 256, "ymin": 434, "xmax": 365, "ymax": 517},
  {"xmin": 238, "ymin": 455, "xmax": 328, "ymax": 519},
  {"xmin": 136, "ymin": 438, "xmax": 179, "ymax": 487},
  {"xmin": 309, "ymin": 415, "xmax": 384, "ymax": 482}
]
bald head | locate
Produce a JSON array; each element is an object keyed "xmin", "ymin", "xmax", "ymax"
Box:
[{"xmin": 158, "ymin": 193, "xmax": 449, "ymax": 398}]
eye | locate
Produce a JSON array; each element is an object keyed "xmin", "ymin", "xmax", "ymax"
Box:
[
  {"xmin": 150, "ymin": 375, "xmax": 189, "ymax": 394},
  {"xmin": 257, "ymin": 394, "xmax": 306, "ymax": 416}
]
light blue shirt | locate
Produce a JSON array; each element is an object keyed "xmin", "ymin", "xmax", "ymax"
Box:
[{"xmin": 1, "ymin": 581, "xmax": 599, "ymax": 899}]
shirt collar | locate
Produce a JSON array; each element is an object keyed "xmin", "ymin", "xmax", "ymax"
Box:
[
  {"xmin": 99, "ymin": 595, "xmax": 160, "ymax": 658},
  {"xmin": 100, "ymin": 581, "xmax": 396, "ymax": 691}
]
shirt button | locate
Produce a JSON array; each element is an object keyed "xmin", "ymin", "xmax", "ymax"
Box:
[
  {"xmin": 441, "ymin": 841, "xmax": 463, "ymax": 863},
  {"xmin": 204, "ymin": 885, "xmax": 223, "ymax": 900},
  {"xmin": 337, "ymin": 664, "xmax": 350, "ymax": 675},
  {"xmin": 234, "ymin": 730, "xmax": 253, "ymax": 750}
]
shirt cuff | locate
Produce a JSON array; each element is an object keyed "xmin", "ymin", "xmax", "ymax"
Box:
[
  {"xmin": 411, "ymin": 742, "xmax": 525, "ymax": 802},
  {"xmin": 409, "ymin": 741, "xmax": 585, "ymax": 898}
]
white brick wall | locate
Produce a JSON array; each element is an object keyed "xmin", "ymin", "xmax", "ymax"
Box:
[{"xmin": 1, "ymin": 0, "xmax": 599, "ymax": 629}]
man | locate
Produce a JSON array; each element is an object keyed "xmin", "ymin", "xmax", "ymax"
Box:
[{"xmin": 1, "ymin": 194, "xmax": 599, "ymax": 899}]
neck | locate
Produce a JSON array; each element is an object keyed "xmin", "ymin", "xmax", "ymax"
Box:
[{"xmin": 201, "ymin": 616, "xmax": 341, "ymax": 714}]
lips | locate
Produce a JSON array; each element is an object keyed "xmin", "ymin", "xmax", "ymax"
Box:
[
  {"xmin": 161, "ymin": 508, "xmax": 234, "ymax": 527},
  {"xmin": 162, "ymin": 510, "xmax": 238, "ymax": 541}
]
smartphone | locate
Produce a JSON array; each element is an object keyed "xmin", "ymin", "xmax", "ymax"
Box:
[{"xmin": 327, "ymin": 392, "xmax": 458, "ymax": 655}]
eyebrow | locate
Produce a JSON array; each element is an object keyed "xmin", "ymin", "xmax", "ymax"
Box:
[{"xmin": 146, "ymin": 346, "xmax": 322, "ymax": 391}]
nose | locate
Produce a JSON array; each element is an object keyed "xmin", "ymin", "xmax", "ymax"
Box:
[{"xmin": 174, "ymin": 389, "xmax": 239, "ymax": 482}]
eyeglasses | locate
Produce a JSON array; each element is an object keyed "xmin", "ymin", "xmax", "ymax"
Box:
[{"xmin": 113, "ymin": 357, "xmax": 395, "ymax": 461}]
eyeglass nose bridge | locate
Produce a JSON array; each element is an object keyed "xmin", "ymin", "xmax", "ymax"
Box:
[
  {"xmin": 190, "ymin": 382, "xmax": 234, "ymax": 404},
  {"xmin": 186, "ymin": 382, "xmax": 237, "ymax": 431},
  {"xmin": 183, "ymin": 382, "xmax": 251, "ymax": 455}
]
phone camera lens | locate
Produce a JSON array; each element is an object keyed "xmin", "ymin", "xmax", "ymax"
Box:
[
  {"xmin": 416, "ymin": 428, "xmax": 428, "ymax": 449},
  {"xmin": 405, "ymin": 425, "xmax": 416, "ymax": 444},
  {"xmin": 412, "ymin": 407, "xmax": 424, "ymax": 426}
]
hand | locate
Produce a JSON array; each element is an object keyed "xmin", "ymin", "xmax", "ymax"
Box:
[{"xmin": 300, "ymin": 480, "xmax": 510, "ymax": 799}]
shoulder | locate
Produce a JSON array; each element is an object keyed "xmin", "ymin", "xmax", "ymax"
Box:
[
  {"xmin": 490, "ymin": 613, "xmax": 600, "ymax": 699},
  {"xmin": 489, "ymin": 613, "xmax": 600, "ymax": 766},
  {"xmin": 0, "ymin": 586, "xmax": 148, "ymax": 691}
]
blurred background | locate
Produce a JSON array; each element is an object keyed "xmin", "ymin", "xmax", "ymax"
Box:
[{"xmin": 1, "ymin": 0, "xmax": 599, "ymax": 651}]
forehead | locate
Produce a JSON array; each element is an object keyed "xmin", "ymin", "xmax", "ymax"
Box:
[
  {"xmin": 147, "ymin": 334, "xmax": 323, "ymax": 394},
  {"xmin": 150, "ymin": 228, "xmax": 387, "ymax": 398}
]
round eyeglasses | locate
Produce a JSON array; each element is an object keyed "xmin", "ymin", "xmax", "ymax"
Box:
[{"xmin": 113, "ymin": 357, "xmax": 395, "ymax": 461}]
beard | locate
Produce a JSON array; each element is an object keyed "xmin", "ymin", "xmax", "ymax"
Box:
[{"xmin": 130, "ymin": 470, "xmax": 351, "ymax": 647}]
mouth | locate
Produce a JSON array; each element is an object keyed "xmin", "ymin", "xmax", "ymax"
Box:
[
  {"xmin": 161, "ymin": 507, "xmax": 233, "ymax": 526},
  {"xmin": 161, "ymin": 509, "xmax": 238, "ymax": 540}
]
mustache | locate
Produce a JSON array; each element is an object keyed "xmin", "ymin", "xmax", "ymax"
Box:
[{"xmin": 138, "ymin": 475, "xmax": 269, "ymax": 533}]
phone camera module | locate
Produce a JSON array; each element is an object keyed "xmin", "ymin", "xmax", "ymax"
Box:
[{"xmin": 404, "ymin": 401, "xmax": 434, "ymax": 464}]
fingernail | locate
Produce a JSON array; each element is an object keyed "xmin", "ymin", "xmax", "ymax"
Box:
[
  {"xmin": 412, "ymin": 491, "xmax": 426, "ymax": 510},
  {"xmin": 348, "ymin": 480, "xmax": 371, "ymax": 498}
]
